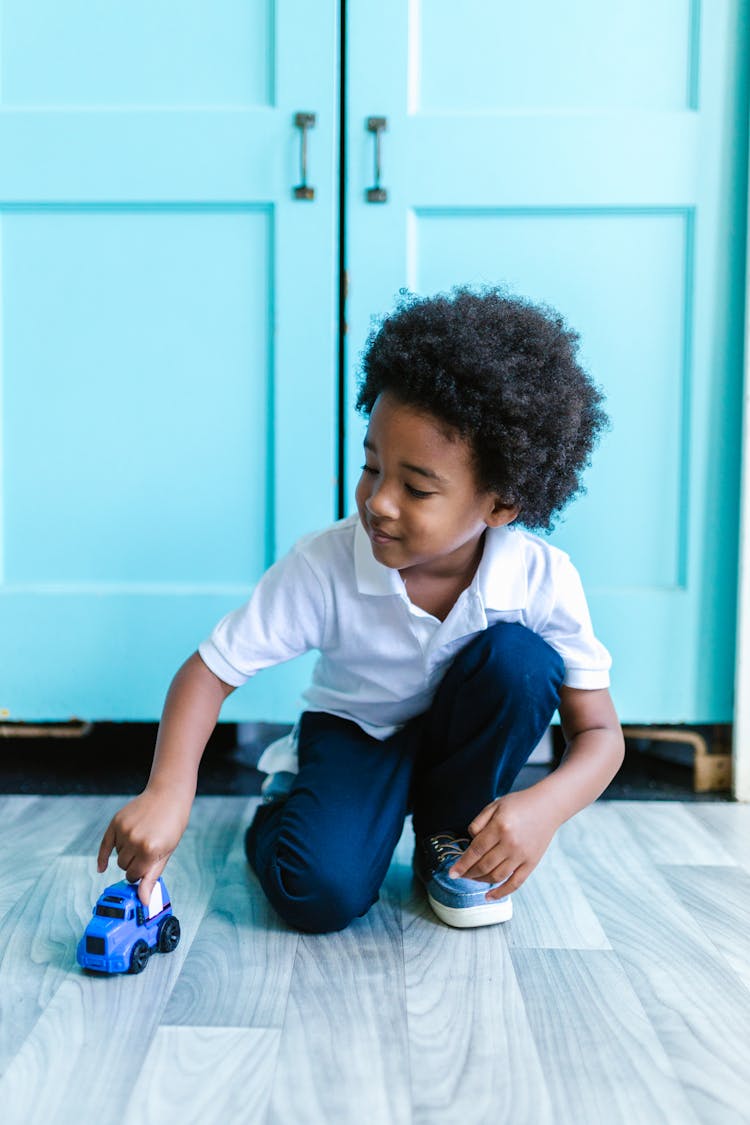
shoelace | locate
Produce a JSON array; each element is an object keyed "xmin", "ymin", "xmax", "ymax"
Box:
[{"xmin": 427, "ymin": 831, "xmax": 471, "ymax": 864}]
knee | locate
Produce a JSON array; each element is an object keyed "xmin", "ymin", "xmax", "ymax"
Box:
[
  {"xmin": 245, "ymin": 804, "xmax": 379, "ymax": 934},
  {"xmin": 478, "ymin": 622, "xmax": 565, "ymax": 692},
  {"xmin": 269, "ymin": 859, "xmax": 375, "ymax": 935}
]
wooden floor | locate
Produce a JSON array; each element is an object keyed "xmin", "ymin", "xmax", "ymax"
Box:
[{"xmin": 1, "ymin": 796, "xmax": 749, "ymax": 1124}]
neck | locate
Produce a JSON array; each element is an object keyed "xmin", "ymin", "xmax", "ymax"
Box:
[{"xmin": 400, "ymin": 531, "xmax": 486, "ymax": 586}]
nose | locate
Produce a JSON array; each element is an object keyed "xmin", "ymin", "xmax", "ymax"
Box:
[{"xmin": 364, "ymin": 476, "xmax": 399, "ymax": 520}]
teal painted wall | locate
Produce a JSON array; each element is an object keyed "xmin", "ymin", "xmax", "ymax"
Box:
[
  {"xmin": 0, "ymin": 1, "xmax": 339, "ymax": 721},
  {"xmin": 344, "ymin": 0, "xmax": 750, "ymax": 724},
  {"xmin": 1, "ymin": 1, "xmax": 748, "ymax": 725}
]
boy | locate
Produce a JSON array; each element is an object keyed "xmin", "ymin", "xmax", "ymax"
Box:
[{"xmin": 98, "ymin": 285, "xmax": 624, "ymax": 933}]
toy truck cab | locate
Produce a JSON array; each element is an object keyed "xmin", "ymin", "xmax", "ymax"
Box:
[{"xmin": 77, "ymin": 878, "xmax": 180, "ymax": 974}]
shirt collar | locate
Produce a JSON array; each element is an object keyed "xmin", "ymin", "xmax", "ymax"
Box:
[
  {"xmin": 473, "ymin": 524, "xmax": 528, "ymax": 610},
  {"xmin": 354, "ymin": 518, "xmax": 406, "ymax": 596},
  {"xmin": 354, "ymin": 518, "xmax": 528, "ymax": 610}
]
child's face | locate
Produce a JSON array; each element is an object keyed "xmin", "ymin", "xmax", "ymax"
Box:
[{"xmin": 355, "ymin": 392, "xmax": 518, "ymax": 577}]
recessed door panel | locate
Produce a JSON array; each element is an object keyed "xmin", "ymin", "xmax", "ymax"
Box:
[
  {"xmin": 0, "ymin": 2, "xmax": 339, "ymax": 720},
  {"xmin": 346, "ymin": 1, "xmax": 748, "ymax": 723},
  {"xmin": 2, "ymin": 1, "xmax": 274, "ymax": 107},
  {"xmin": 416, "ymin": 0, "xmax": 696, "ymax": 111},
  {"xmin": 4, "ymin": 207, "xmax": 271, "ymax": 585},
  {"xmin": 411, "ymin": 207, "xmax": 691, "ymax": 591}
]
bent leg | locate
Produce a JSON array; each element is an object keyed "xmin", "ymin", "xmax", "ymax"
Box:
[
  {"xmin": 410, "ymin": 622, "xmax": 565, "ymax": 838},
  {"xmin": 245, "ymin": 711, "xmax": 416, "ymax": 933}
]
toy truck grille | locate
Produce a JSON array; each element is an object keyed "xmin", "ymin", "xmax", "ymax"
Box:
[{"xmin": 86, "ymin": 936, "xmax": 105, "ymax": 955}]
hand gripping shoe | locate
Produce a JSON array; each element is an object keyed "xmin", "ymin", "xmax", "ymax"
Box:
[{"xmin": 413, "ymin": 831, "xmax": 513, "ymax": 928}]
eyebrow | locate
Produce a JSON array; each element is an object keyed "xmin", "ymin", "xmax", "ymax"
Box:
[{"xmin": 363, "ymin": 438, "xmax": 447, "ymax": 483}]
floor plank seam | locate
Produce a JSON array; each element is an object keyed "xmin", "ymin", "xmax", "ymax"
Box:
[
  {"xmin": 259, "ymin": 888, "xmax": 301, "ymax": 1123},
  {"xmin": 654, "ymin": 861, "xmax": 750, "ymax": 1006},
  {"xmin": 396, "ymin": 877, "xmax": 418, "ymax": 1125}
]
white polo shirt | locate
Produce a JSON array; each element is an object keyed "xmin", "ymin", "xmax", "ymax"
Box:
[{"xmin": 198, "ymin": 514, "xmax": 611, "ymax": 774}]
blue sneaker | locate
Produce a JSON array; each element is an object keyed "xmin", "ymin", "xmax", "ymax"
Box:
[{"xmin": 413, "ymin": 831, "xmax": 513, "ymax": 928}]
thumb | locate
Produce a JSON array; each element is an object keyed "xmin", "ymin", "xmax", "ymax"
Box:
[
  {"xmin": 468, "ymin": 800, "xmax": 497, "ymax": 838},
  {"xmin": 137, "ymin": 863, "xmax": 165, "ymax": 908}
]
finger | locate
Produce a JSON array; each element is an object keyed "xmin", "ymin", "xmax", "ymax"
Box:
[
  {"xmin": 457, "ymin": 842, "xmax": 509, "ymax": 882},
  {"xmin": 485, "ymin": 864, "xmax": 528, "ymax": 899},
  {"xmin": 123, "ymin": 853, "xmax": 151, "ymax": 887},
  {"xmin": 136, "ymin": 861, "xmax": 166, "ymax": 908},
  {"xmin": 468, "ymin": 802, "xmax": 497, "ymax": 838},
  {"xmin": 482, "ymin": 858, "xmax": 516, "ymax": 886},
  {"xmin": 449, "ymin": 833, "xmax": 496, "ymax": 879},
  {"xmin": 97, "ymin": 823, "xmax": 116, "ymax": 873},
  {"xmin": 116, "ymin": 845, "xmax": 137, "ymax": 874}
]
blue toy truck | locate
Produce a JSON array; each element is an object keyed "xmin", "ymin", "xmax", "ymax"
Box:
[{"xmin": 77, "ymin": 878, "xmax": 180, "ymax": 974}]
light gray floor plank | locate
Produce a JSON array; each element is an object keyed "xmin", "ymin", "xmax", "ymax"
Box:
[
  {"xmin": 505, "ymin": 835, "xmax": 611, "ymax": 951},
  {"xmin": 0, "ymin": 799, "xmax": 242, "ymax": 1125},
  {"xmin": 614, "ymin": 802, "xmax": 737, "ymax": 866},
  {"xmin": 399, "ymin": 861, "xmax": 554, "ymax": 1124},
  {"xmin": 3, "ymin": 795, "xmax": 750, "ymax": 1124},
  {"xmin": 266, "ymin": 889, "xmax": 411, "ymax": 1125},
  {"xmin": 0, "ymin": 795, "xmax": 38, "ymax": 826},
  {"xmin": 0, "ymin": 797, "xmax": 90, "ymax": 923},
  {"xmin": 690, "ymin": 804, "xmax": 750, "ymax": 868},
  {"xmin": 123, "ymin": 1027, "xmax": 281, "ymax": 1125},
  {"xmin": 510, "ymin": 949, "xmax": 698, "ymax": 1125},
  {"xmin": 162, "ymin": 798, "xmax": 300, "ymax": 1028},
  {"xmin": 559, "ymin": 803, "xmax": 750, "ymax": 1124},
  {"xmin": 62, "ymin": 795, "xmax": 135, "ymax": 856},
  {"xmin": 0, "ymin": 855, "xmax": 104, "ymax": 1071},
  {"xmin": 1, "ymin": 965, "xmax": 175, "ymax": 1125},
  {"xmin": 660, "ymin": 863, "xmax": 750, "ymax": 994}
]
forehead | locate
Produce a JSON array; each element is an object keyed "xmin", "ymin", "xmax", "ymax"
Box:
[{"xmin": 365, "ymin": 393, "xmax": 474, "ymax": 474}]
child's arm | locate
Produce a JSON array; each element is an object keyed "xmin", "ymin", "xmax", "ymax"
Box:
[
  {"xmin": 448, "ymin": 686, "xmax": 624, "ymax": 896},
  {"xmin": 96, "ymin": 652, "xmax": 236, "ymax": 906}
]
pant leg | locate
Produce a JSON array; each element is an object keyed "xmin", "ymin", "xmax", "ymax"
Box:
[
  {"xmin": 409, "ymin": 621, "xmax": 565, "ymax": 839},
  {"xmin": 245, "ymin": 710, "xmax": 418, "ymax": 934}
]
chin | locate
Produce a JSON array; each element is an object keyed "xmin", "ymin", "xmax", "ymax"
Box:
[{"xmin": 370, "ymin": 538, "xmax": 405, "ymax": 566}]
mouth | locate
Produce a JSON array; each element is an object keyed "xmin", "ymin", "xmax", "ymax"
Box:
[{"xmin": 368, "ymin": 522, "xmax": 398, "ymax": 544}]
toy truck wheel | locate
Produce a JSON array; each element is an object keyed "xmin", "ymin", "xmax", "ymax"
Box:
[
  {"xmin": 129, "ymin": 940, "xmax": 150, "ymax": 974},
  {"xmin": 158, "ymin": 915, "xmax": 181, "ymax": 954}
]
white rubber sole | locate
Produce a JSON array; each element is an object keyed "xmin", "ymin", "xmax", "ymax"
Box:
[{"xmin": 427, "ymin": 892, "xmax": 513, "ymax": 928}]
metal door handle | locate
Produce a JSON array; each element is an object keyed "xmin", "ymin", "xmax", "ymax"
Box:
[
  {"xmin": 293, "ymin": 112, "xmax": 316, "ymax": 201},
  {"xmin": 366, "ymin": 116, "xmax": 388, "ymax": 203}
]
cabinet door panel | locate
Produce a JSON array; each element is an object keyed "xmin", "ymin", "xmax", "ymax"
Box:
[
  {"xmin": 345, "ymin": 0, "xmax": 749, "ymax": 723},
  {"xmin": 0, "ymin": 1, "xmax": 339, "ymax": 720}
]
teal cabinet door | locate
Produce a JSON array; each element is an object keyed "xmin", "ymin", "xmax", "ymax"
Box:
[
  {"xmin": 345, "ymin": 0, "xmax": 749, "ymax": 724},
  {"xmin": 0, "ymin": 2, "xmax": 339, "ymax": 721}
]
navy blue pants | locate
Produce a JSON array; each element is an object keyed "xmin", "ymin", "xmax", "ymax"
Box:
[{"xmin": 244, "ymin": 622, "xmax": 565, "ymax": 933}]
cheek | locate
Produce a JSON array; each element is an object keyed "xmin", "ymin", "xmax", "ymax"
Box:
[{"xmin": 354, "ymin": 473, "xmax": 369, "ymax": 507}]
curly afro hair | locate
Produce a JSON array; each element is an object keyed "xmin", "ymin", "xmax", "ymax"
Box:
[{"xmin": 355, "ymin": 284, "xmax": 610, "ymax": 533}]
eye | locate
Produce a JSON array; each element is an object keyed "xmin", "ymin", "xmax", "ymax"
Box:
[
  {"xmin": 360, "ymin": 463, "xmax": 377, "ymax": 475},
  {"xmin": 406, "ymin": 484, "xmax": 434, "ymax": 499}
]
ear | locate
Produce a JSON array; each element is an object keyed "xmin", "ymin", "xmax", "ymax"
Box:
[{"xmin": 485, "ymin": 496, "xmax": 520, "ymax": 528}]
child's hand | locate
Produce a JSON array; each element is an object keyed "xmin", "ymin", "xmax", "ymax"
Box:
[
  {"xmin": 448, "ymin": 788, "xmax": 560, "ymax": 900},
  {"xmin": 97, "ymin": 788, "xmax": 191, "ymax": 907}
]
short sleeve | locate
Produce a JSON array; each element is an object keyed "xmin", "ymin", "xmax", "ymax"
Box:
[
  {"xmin": 198, "ymin": 547, "xmax": 327, "ymax": 687},
  {"xmin": 541, "ymin": 553, "xmax": 612, "ymax": 690}
]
